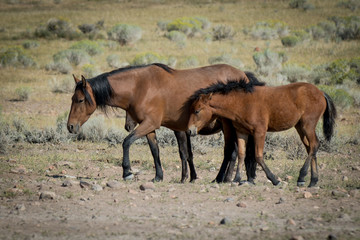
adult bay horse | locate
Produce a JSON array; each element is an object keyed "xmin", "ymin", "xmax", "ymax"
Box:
[
  {"xmin": 67, "ymin": 63, "xmax": 256, "ymax": 183},
  {"xmin": 187, "ymin": 76, "xmax": 337, "ymax": 187}
]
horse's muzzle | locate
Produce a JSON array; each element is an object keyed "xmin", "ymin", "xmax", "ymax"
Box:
[
  {"xmin": 67, "ymin": 123, "xmax": 80, "ymax": 134},
  {"xmin": 189, "ymin": 125, "xmax": 198, "ymax": 137}
]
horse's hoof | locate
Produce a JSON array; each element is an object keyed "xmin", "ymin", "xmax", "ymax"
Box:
[
  {"xmin": 152, "ymin": 177, "xmax": 163, "ymax": 182},
  {"xmin": 239, "ymin": 180, "xmax": 255, "ymax": 186},
  {"xmin": 274, "ymin": 181, "xmax": 281, "ymax": 186},
  {"xmin": 124, "ymin": 173, "xmax": 134, "ymax": 181},
  {"xmin": 297, "ymin": 181, "xmax": 305, "ymax": 187}
]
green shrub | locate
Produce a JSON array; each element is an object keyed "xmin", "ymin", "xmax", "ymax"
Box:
[
  {"xmin": 78, "ymin": 20, "xmax": 104, "ymax": 39},
  {"xmin": 166, "ymin": 30, "xmax": 187, "ymax": 47},
  {"xmin": 246, "ymin": 20, "xmax": 289, "ymax": 40},
  {"xmin": 49, "ymin": 77, "xmax": 74, "ymax": 93},
  {"xmin": 14, "ymin": 87, "xmax": 31, "ymax": 101},
  {"xmin": 45, "ymin": 60, "xmax": 73, "ymax": 74},
  {"xmin": 0, "ymin": 46, "xmax": 36, "ymax": 68},
  {"xmin": 337, "ymin": 0, "xmax": 360, "ymax": 11},
  {"xmin": 82, "ymin": 64, "xmax": 100, "ymax": 78},
  {"xmin": 289, "ymin": 0, "xmax": 314, "ymax": 11},
  {"xmin": 208, "ymin": 53, "xmax": 243, "ymax": 69},
  {"xmin": 131, "ymin": 52, "xmax": 168, "ymax": 66},
  {"xmin": 212, "ymin": 24, "xmax": 236, "ymax": 41},
  {"xmin": 53, "ymin": 49, "xmax": 91, "ymax": 66},
  {"xmin": 34, "ymin": 18, "xmax": 81, "ymax": 40},
  {"xmin": 106, "ymin": 54, "xmax": 127, "ymax": 69},
  {"xmin": 281, "ymin": 35, "xmax": 301, "ymax": 47},
  {"xmin": 180, "ymin": 56, "xmax": 199, "ymax": 68},
  {"xmin": 253, "ymin": 49, "xmax": 287, "ymax": 76},
  {"xmin": 157, "ymin": 20, "xmax": 169, "ymax": 31},
  {"xmin": 166, "ymin": 17, "xmax": 205, "ymax": 37},
  {"xmin": 78, "ymin": 116, "xmax": 106, "ymax": 142},
  {"xmin": 318, "ymin": 85, "xmax": 354, "ymax": 108},
  {"xmin": 22, "ymin": 41, "xmax": 39, "ymax": 49},
  {"xmin": 281, "ymin": 64, "xmax": 309, "ymax": 83},
  {"xmin": 70, "ymin": 40, "xmax": 103, "ymax": 56},
  {"xmin": 107, "ymin": 24, "xmax": 142, "ymax": 45}
]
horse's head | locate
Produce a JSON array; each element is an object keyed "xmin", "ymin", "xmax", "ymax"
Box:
[
  {"xmin": 188, "ymin": 93, "xmax": 215, "ymax": 136},
  {"xmin": 67, "ymin": 75, "xmax": 97, "ymax": 134}
]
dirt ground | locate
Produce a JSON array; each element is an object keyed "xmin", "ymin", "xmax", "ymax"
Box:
[{"xmin": 0, "ymin": 140, "xmax": 359, "ymax": 240}]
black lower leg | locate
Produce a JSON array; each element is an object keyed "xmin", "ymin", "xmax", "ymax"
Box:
[
  {"xmin": 147, "ymin": 133, "xmax": 163, "ymax": 182},
  {"xmin": 122, "ymin": 132, "xmax": 138, "ymax": 179}
]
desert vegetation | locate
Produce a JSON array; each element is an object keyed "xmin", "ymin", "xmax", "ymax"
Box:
[{"xmin": 0, "ymin": 0, "xmax": 359, "ymax": 239}]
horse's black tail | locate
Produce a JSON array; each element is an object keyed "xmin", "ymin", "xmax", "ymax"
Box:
[
  {"xmin": 323, "ymin": 92, "xmax": 337, "ymax": 142},
  {"xmin": 245, "ymin": 135, "xmax": 257, "ymax": 182}
]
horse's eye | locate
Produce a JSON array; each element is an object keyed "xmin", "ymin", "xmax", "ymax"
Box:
[
  {"xmin": 78, "ymin": 99, "xmax": 84, "ymax": 103},
  {"xmin": 194, "ymin": 109, "xmax": 200, "ymax": 114}
]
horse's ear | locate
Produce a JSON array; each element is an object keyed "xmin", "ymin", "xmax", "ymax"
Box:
[
  {"xmin": 199, "ymin": 93, "xmax": 212, "ymax": 103},
  {"xmin": 73, "ymin": 74, "xmax": 80, "ymax": 84},
  {"xmin": 81, "ymin": 75, "xmax": 87, "ymax": 88},
  {"xmin": 208, "ymin": 93, "xmax": 213, "ymax": 100}
]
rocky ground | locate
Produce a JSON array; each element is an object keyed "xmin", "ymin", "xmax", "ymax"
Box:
[{"xmin": 0, "ymin": 142, "xmax": 359, "ymax": 240}]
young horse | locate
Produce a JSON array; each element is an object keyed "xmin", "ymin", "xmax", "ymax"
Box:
[
  {"xmin": 188, "ymin": 77, "xmax": 337, "ymax": 187},
  {"xmin": 67, "ymin": 63, "xmax": 256, "ymax": 183}
]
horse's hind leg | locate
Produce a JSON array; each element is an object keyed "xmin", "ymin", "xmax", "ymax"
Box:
[
  {"xmin": 146, "ymin": 131, "xmax": 163, "ymax": 182},
  {"xmin": 174, "ymin": 131, "xmax": 197, "ymax": 183},
  {"xmin": 296, "ymin": 123, "xmax": 320, "ymax": 187}
]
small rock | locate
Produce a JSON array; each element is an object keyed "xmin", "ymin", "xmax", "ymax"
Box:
[
  {"xmin": 15, "ymin": 203, "xmax": 26, "ymax": 211},
  {"xmin": 328, "ymin": 234, "xmax": 337, "ymax": 240},
  {"xmin": 287, "ymin": 218, "xmax": 296, "ymax": 226},
  {"xmin": 276, "ymin": 197, "xmax": 285, "ymax": 204},
  {"xmin": 351, "ymin": 166, "xmax": 360, "ymax": 171},
  {"xmin": 62, "ymin": 180, "xmax": 75, "ymax": 187},
  {"xmin": 236, "ymin": 202, "xmax": 247, "ymax": 208},
  {"xmin": 106, "ymin": 180, "xmax": 124, "ymax": 189},
  {"xmin": 220, "ymin": 217, "xmax": 231, "ymax": 225},
  {"xmin": 140, "ymin": 182, "xmax": 155, "ymax": 191},
  {"xmin": 349, "ymin": 189, "xmax": 359, "ymax": 198},
  {"xmin": 260, "ymin": 226, "xmax": 269, "ymax": 231},
  {"xmin": 128, "ymin": 189, "xmax": 138, "ymax": 195},
  {"xmin": 39, "ymin": 191, "xmax": 56, "ymax": 200},
  {"xmin": 10, "ymin": 165, "xmax": 27, "ymax": 174},
  {"xmin": 342, "ymin": 176, "xmax": 349, "ymax": 181},
  {"xmin": 290, "ymin": 236, "xmax": 304, "ymax": 240},
  {"xmin": 80, "ymin": 181, "xmax": 92, "ymax": 189},
  {"xmin": 224, "ymin": 197, "xmax": 234, "ymax": 202},
  {"xmin": 209, "ymin": 167, "xmax": 216, "ymax": 172},
  {"xmin": 167, "ymin": 187, "xmax": 176, "ymax": 192},
  {"xmin": 339, "ymin": 213, "xmax": 351, "ymax": 221},
  {"xmin": 92, "ymin": 184, "xmax": 103, "ymax": 192},
  {"xmin": 285, "ymin": 175, "xmax": 293, "ymax": 181},
  {"xmin": 332, "ymin": 190, "xmax": 348, "ymax": 198},
  {"xmin": 303, "ymin": 192, "xmax": 312, "ymax": 199}
]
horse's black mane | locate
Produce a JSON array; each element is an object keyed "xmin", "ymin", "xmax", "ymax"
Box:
[
  {"xmin": 188, "ymin": 72, "xmax": 265, "ymax": 104},
  {"xmin": 75, "ymin": 63, "xmax": 174, "ymax": 110}
]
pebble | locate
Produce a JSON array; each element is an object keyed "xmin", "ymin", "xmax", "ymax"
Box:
[
  {"xmin": 342, "ymin": 176, "xmax": 349, "ymax": 181},
  {"xmin": 92, "ymin": 184, "xmax": 103, "ymax": 192},
  {"xmin": 303, "ymin": 192, "xmax": 312, "ymax": 199},
  {"xmin": 349, "ymin": 189, "xmax": 359, "ymax": 197},
  {"xmin": 276, "ymin": 197, "xmax": 285, "ymax": 204},
  {"xmin": 224, "ymin": 197, "xmax": 234, "ymax": 202},
  {"xmin": 290, "ymin": 236, "xmax": 304, "ymax": 240},
  {"xmin": 39, "ymin": 191, "xmax": 56, "ymax": 200},
  {"xmin": 10, "ymin": 165, "xmax": 27, "ymax": 174},
  {"xmin": 15, "ymin": 203, "xmax": 26, "ymax": 211},
  {"xmin": 287, "ymin": 218, "xmax": 296, "ymax": 226},
  {"xmin": 62, "ymin": 180, "xmax": 75, "ymax": 187},
  {"xmin": 140, "ymin": 182, "xmax": 155, "ymax": 191},
  {"xmin": 128, "ymin": 189, "xmax": 138, "ymax": 194},
  {"xmin": 331, "ymin": 190, "xmax": 348, "ymax": 198},
  {"xmin": 220, "ymin": 217, "xmax": 231, "ymax": 225},
  {"xmin": 106, "ymin": 180, "xmax": 124, "ymax": 189},
  {"xmin": 328, "ymin": 234, "xmax": 337, "ymax": 240},
  {"xmin": 80, "ymin": 181, "xmax": 92, "ymax": 189},
  {"xmin": 236, "ymin": 202, "xmax": 247, "ymax": 208}
]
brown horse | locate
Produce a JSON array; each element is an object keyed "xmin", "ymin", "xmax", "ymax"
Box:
[
  {"xmin": 187, "ymin": 76, "xmax": 337, "ymax": 187},
  {"xmin": 67, "ymin": 63, "xmax": 256, "ymax": 183}
]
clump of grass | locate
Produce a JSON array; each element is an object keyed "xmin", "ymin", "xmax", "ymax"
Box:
[
  {"xmin": 212, "ymin": 24, "xmax": 236, "ymax": 41},
  {"xmin": 82, "ymin": 64, "xmax": 100, "ymax": 78},
  {"xmin": 106, "ymin": 54, "xmax": 128, "ymax": 69},
  {"xmin": 107, "ymin": 24, "xmax": 142, "ymax": 45},
  {"xmin": 46, "ymin": 48, "xmax": 91, "ymax": 74},
  {"xmin": 34, "ymin": 18, "xmax": 81, "ymax": 40},
  {"xmin": 78, "ymin": 20, "xmax": 105, "ymax": 39},
  {"xmin": 244, "ymin": 20, "xmax": 289, "ymax": 40},
  {"xmin": 45, "ymin": 60, "xmax": 72, "ymax": 74},
  {"xmin": 77, "ymin": 115, "xmax": 106, "ymax": 142},
  {"xmin": 14, "ymin": 87, "xmax": 31, "ymax": 101},
  {"xmin": 166, "ymin": 16, "xmax": 210, "ymax": 37},
  {"xmin": 49, "ymin": 76, "xmax": 74, "ymax": 94},
  {"xmin": 0, "ymin": 46, "xmax": 36, "ymax": 68},
  {"xmin": 281, "ymin": 30, "xmax": 309, "ymax": 47}
]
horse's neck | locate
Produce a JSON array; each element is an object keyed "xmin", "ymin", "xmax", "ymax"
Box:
[
  {"xmin": 209, "ymin": 94, "xmax": 239, "ymax": 121},
  {"xmin": 107, "ymin": 73, "xmax": 138, "ymax": 110}
]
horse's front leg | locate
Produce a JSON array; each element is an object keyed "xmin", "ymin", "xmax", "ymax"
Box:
[
  {"xmin": 122, "ymin": 120, "xmax": 158, "ymax": 181},
  {"xmin": 254, "ymin": 131, "xmax": 280, "ymax": 186}
]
